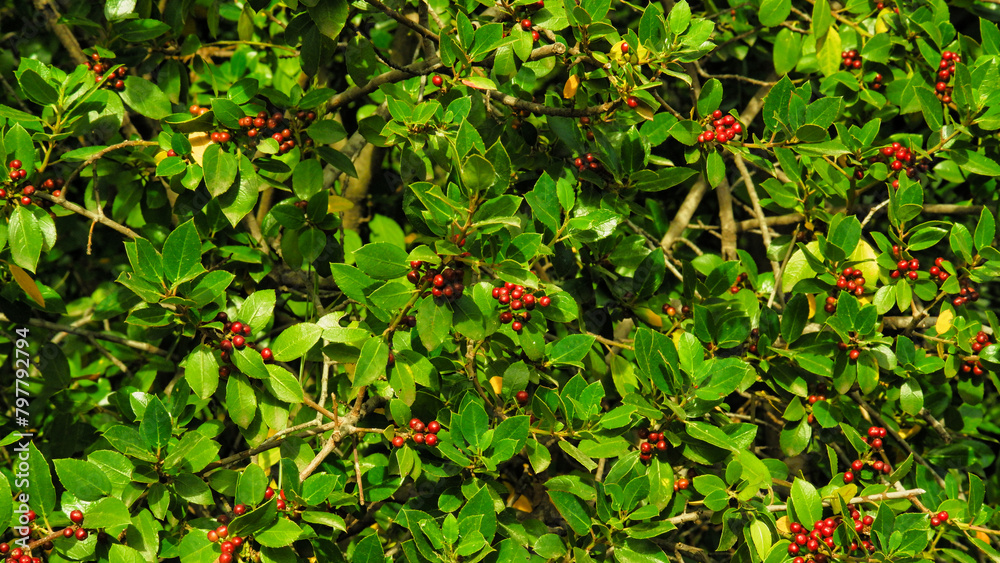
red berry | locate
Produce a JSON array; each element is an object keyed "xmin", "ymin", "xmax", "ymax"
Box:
[
  {"xmin": 656, "ymin": 440, "xmax": 667, "ymax": 450},
  {"xmin": 260, "ymin": 348, "xmax": 273, "ymax": 361},
  {"xmin": 935, "ymin": 257, "xmax": 945, "ymax": 267},
  {"xmin": 520, "ymin": 19, "xmax": 532, "ymax": 30},
  {"xmin": 936, "ymin": 82, "xmax": 947, "ymax": 92},
  {"xmin": 938, "ymin": 511, "xmax": 948, "ymax": 521},
  {"xmin": 849, "ymin": 349, "xmax": 860, "ymax": 360},
  {"xmin": 512, "ymin": 321, "xmax": 523, "ymax": 331},
  {"xmin": 908, "ymin": 270, "xmax": 918, "ymax": 280},
  {"xmin": 432, "ymin": 75, "xmax": 443, "ymax": 87},
  {"xmin": 208, "ymin": 530, "xmax": 219, "ymax": 542},
  {"xmin": 217, "ymin": 525, "xmax": 228, "ymax": 538},
  {"xmin": 640, "ymin": 442, "xmax": 652, "ymax": 454},
  {"xmin": 75, "ymin": 529, "xmax": 88, "ymax": 540},
  {"xmin": 232, "ymin": 335, "xmax": 245, "ymax": 348},
  {"xmin": 872, "ymin": 460, "xmax": 884, "ymax": 471},
  {"xmin": 264, "ymin": 486, "xmax": 275, "ymax": 500},
  {"xmin": 425, "ymin": 434, "xmax": 439, "ymax": 446},
  {"xmin": 844, "ymin": 471, "xmax": 854, "ymax": 482},
  {"xmin": 413, "ymin": 433, "xmax": 425, "ymax": 444},
  {"xmin": 531, "ymin": 30, "xmax": 540, "ymax": 41},
  {"xmin": 908, "ymin": 259, "xmax": 919, "ymax": 270},
  {"xmin": 516, "ymin": 390, "xmax": 529, "ymax": 404},
  {"xmin": 621, "ymin": 42, "xmax": 629, "ymax": 53},
  {"xmin": 9, "ymin": 159, "xmax": 21, "ymax": 169},
  {"xmin": 409, "ymin": 418, "xmax": 423, "ymax": 430},
  {"xmin": 539, "ymin": 296, "xmax": 551, "ymax": 307},
  {"xmin": 931, "ymin": 517, "xmax": 941, "ymax": 527},
  {"xmin": 427, "ymin": 420, "xmax": 441, "ymax": 434},
  {"xmin": 392, "ymin": 436, "xmax": 405, "ymax": 447},
  {"xmin": 20, "ymin": 196, "xmax": 31, "ymax": 205},
  {"xmin": 233, "ymin": 504, "xmax": 246, "ymax": 516},
  {"xmin": 871, "ymin": 438, "xmax": 883, "ymax": 449},
  {"xmin": 69, "ymin": 509, "xmax": 84, "ymax": 524},
  {"xmin": 626, "ymin": 96, "xmax": 639, "ymax": 108},
  {"xmin": 852, "ymin": 459, "xmax": 864, "ymax": 471}
]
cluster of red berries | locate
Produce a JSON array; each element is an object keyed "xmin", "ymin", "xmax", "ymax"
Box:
[
  {"xmin": 934, "ymin": 51, "xmax": 961, "ymax": 104},
  {"xmin": 698, "ymin": 109, "xmax": 742, "ymax": 144},
  {"xmin": 236, "ymin": 110, "xmax": 311, "ymax": 154},
  {"xmin": 834, "ymin": 266, "xmax": 867, "ymax": 296},
  {"xmin": 962, "ymin": 331, "xmax": 992, "ymax": 376},
  {"xmin": 843, "ymin": 426, "xmax": 892, "ymax": 483},
  {"xmin": 209, "ymin": 130, "xmax": 232, "ymax": 144},
  {"xmin": 661, "ymin": 304, "xmax": 691, "ymax": 318},
  {"xmin": 729, "ymin": 272, "xmax": 749, "ymax": 294},
  {"xmin": 578, "ymin": 116, "xmax": 597, "ymax": 141},
  {"xmin": 930, "ymin": 510, "xmax": 950, "ymax": 527},
  {"xmin": 188, "ymin": 104, "xmax": 211, "ymax": 117},
  {"xmin": 392, "ymin": 418, "xmax": 441, "ymax": 447},
  {"xmin": 921, "ymin": 254, "xmax": 950, "ymax": 283},
  {"xmin": 890, "ymin": 257, "xmax": 922, "ymax": 281},
  {"xmin": 835, "ymin": 341, "xmax": 863, "ymax": 361},
  {"xmin": 206, "ymin": 521, "xmax": 244, "ymax": 563},
  {"xmin": 2, "ymin": 161, "xmax": 63, "ymax": 206},
  {"xmin": 868, "ymin": 143, "xmax": 929, "ymax": 188},
  {"xmin": 870, "ymin": 72, "xmax": 884, "ymax": 90},
  {"xmin": 85, "ymin": 53, "xmax": 126, "ymax": 90},
  {"xmin": 673, "ymin": 477, "xmax": 691, "ymax": 492},
  {"xmin": 806, "ymin": 393, "xmax": 827, "ymax": 405},
  {"xmin": 952, "ymin": 278, "xmax": 980, "ymax": 307},
  {"xmin": 573, "ymin": 152, "xmax": 602, "ymax": 172},
  {"xmin": 264, "ymin": 486, "xmax": 291, "ymax": 510},
  {"xmin": 823, "ymin": 296, "xmax": 839, "ymax": 314},
  {"xmin": 840, "ymin": 49, "xmax": 862, "ymax": 70},
  {"xmin": 491, "ymin": 281, "xmax": 550, "ymax": 333},
  {"xmin": 214, "ymin": 312, "xmax": 272, "ymax": 377},
  {"xmin": 635, "ymin": 428, "xmax": 668, "ymax": 462},
  {"xmin": 408, "ymin": 261, "xmax": 466, "ymax": 302},
  {"xmin": 786, "ymin": 512, "xmax": 878, "ymax": 561}
]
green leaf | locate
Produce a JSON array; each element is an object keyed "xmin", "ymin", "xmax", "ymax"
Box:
[
  {"xmin": 237, "ymin": 463, "xmax": 267, "ymax": 506},
  {"xmin": 139, "ymin": 397, "xmax": 171, "ymax": 452},
  {"xmin": 271, "ymin": 323, "xmax": 323, "ymax": 361},
  {"xmin": 256, "ymin": 518, "xmax": 303, "ymax": 547},
  {"xmin": 697, "ymin": 78, "xmax": 723, "ymax": 118},
  {"xmin": 203, "ymin": 144, "xmax": 239, "ymax": 197},
  {"xmin": 759, "ymin": 0, "xmax": 792, "ymax": 27},
  {"xmin": 105, "ymin": 0, "xmax": 136, "ymax": 21},
  {"xmin": 773, "ymin": 28, "xmax": 802, "ymax": 75},
  {"xmin": 791, "ymin": 478, "xmax": 823, "ymax": 527},
  {"xmin": 352, "ymin": 336, "xmax": 389, "ymax": 393},
  {"xmin": 238, "ymin": 289, "xmax": 276, "ymax": 332},
  {"xmin": 974, "ymin": 207, "xmax": 995, "ymax": 251},
  {"xmin": 119, "ymin": 76, "xmax": 172, "ymax": 119},
  {"xmin": 353, "ymin": 533, "xmax": 385, "ymax": 563},
  {"xmin": 162, "ymin": 219, "xmax": 205, "ymax": 286},
  {"xmin": 19, "ymin": 70, "xmax": 58, "ymax": 106},
  {"xmin": 416, "ymin": 296, "xmax": 453, "ymax": 351},
  {"xmin": 706, "ymin": 151, "xmax": 725, "ymax": 187},
  {"xmin": 226, "ymin": 373, "xmax": 257, "ymax": 428},
  {"xmin": 548, "ymin": 490, "xmax": 592, "ymax": 535},
  {"xmin": 524, "ymin": 172, "xmax": 561, "ymax": 232},
  {"xmin": 459, "ymin": 400, "xmax": 491, "ymax": 452},
  {"xmin": 293, "ymin": 159, "xmax": 324, "ymax": 200},
  {"xmin": 307, "ymin": 0, "xmax": 349, "ymax": 41},
  {"xmin": 264, "ymin": 365, "xmax": 304, "ymax": 403},
  {"xmin": 951, "ymin": 149, "xmax": 1000, "ymax": 176},
  {"xmin": 8, "ymin": 207, "xmax": 42, "ymax": 272},
  {"xmin": 185, "ymin": 345, "xmax": 220, "ymax": 400},
  {"xmin": 53, "ymin": 459, "xmax": 111, "ymax": 501},
  {"xmin": 354, "ymin": 242, "xmax": 410, "ymax": 280}
]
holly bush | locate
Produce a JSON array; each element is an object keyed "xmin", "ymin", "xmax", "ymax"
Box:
[{"xmin": 1, "ymin": 0, "xmax": 1000, "ymax": 561}]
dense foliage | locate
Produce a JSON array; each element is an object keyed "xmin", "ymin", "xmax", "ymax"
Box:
[{"xmin": 1, "ymin": 0, "xmax": 1000, "ymax": 561}]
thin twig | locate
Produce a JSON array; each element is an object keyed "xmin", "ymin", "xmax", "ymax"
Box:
[{"xmin": 365, "ymin": 0, "xmax": 439, "ymax": 41}]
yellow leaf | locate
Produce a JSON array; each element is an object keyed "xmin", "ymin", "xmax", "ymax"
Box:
[
  {"xmin": 489, "ymin": 376, "xmax": 503, "ymax": 395},
  {"xmin": 328, "ymin": 194, "xmax": 355, "ymax": 213},
  {"xmin": 7, "ymin": 263, "xmax": 45, "ymax": 307},
  {"xmin": 188, "ymin": 132, "xmax": 213, "ymax": 166},
  {"xmin": 807, "ymin": 293, "xmax": 816, "ymax": 319},
  {"xmin": 875, "ymin": 11, "xmax": 893, "ymax": 34},
  {"xmin": 635, "ymin": 307, "xmax": 663, "ymax": 328},
  {"xmin": 563, "ymin": 75, "xmax": 580, "ymax": 99},
  {"xmin": 977, "ymin": 531, "xmax": 990, "ymax": 542},
  {"xmin": 512, "ymin": 495, "xmax": 533, "ymax": 513},
  {"xmin": 935, "ymin": 308, "xmax": 954, "ymax": 335},
  {"xmin": 775, "ymin": 515, "xmax": 790, "ymax": 535}
]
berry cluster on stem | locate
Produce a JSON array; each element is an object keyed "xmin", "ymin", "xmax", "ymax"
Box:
[
  {"xmin": 409, "ymin": 261, "xmax": 466, "ymax": 302},
  {"xmin": 935, "ymin": 51, "xmax": 961, "ymax": 104},
  {"xmin": 841, "ymin": 49, "xmax": 862, "ymax": 70},
  {"xmin": 635, "ymin": 428, "xmax": 669, "ymax": 463},
  {"xmin": 392, "ymin": 418, "xmax": 441, "ymax": 447},
  {"xmin": 212, "ymin": 312, "xmax": 273, "ymax": 377},
  {"xmin": 834, "ymin": 266, "xmax": 866, "ymax": 297},
  {"xmin": 952, "ymin": 277, "xmax": 979, "ymax": 307},
  {"xmin": 962, "ymin": 331, "xmax": 992, "ymax": 376},
  {"xmin": 85, "ymin": 52, "xmax": 126, "ymax": 90},
  {"xmin": 573, "ymin": 152, "xmax": 602, "ymax": 172},
  {"xmin": 698, "ymin": 109, "xmax": 742, "ymax": 144},
  {"xmin": 491, "ymin": 281, "xmax": 550, "ymax": 333}
]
